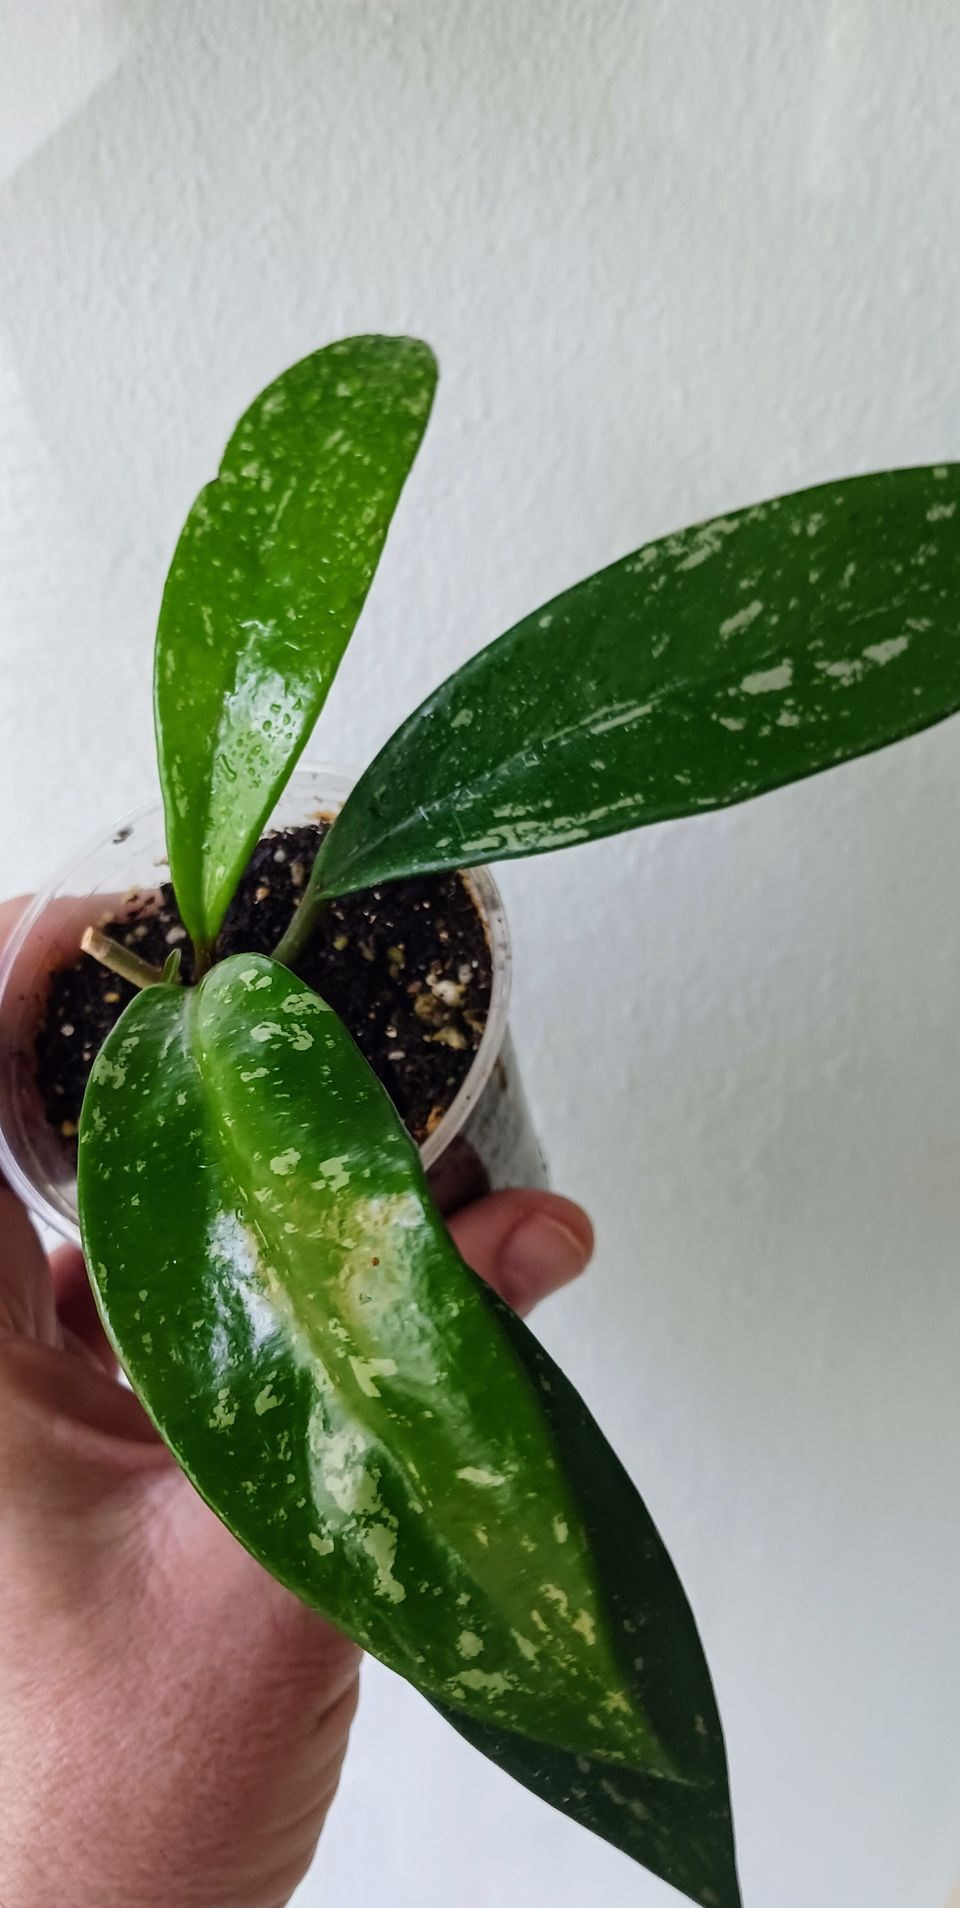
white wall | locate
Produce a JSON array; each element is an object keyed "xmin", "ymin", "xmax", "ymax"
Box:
[{"xmin": 2, "ymin": 3, "xmax": 960, "ymax": 1903}]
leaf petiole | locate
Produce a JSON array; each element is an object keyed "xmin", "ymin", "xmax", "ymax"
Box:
[
  {"xmin": 81, "ymin": 925, "xmax": 181, "ymax": 992},
  {"xmin": 272, "ymin": 866, "xmax": 327, "ymax": 967}
]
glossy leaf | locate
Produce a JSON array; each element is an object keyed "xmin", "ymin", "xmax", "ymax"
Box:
[
  {"xmin": 78, "ymin": 955, "xmax": 739, "ymax": 1906},
  {"xmin": 155, "ymin": 336, "xmax": 437, "ymax": 954},
  {"xmin": 436, "ymin": 1298, "xmax": 739, "ymax": 1904},
  {"xmin": 308, "ymin": 462, "xmax": 960, "ymax": 900}
]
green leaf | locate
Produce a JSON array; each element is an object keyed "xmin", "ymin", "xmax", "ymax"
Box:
[
  {"xmin": 155, "ymin": 336, "xmax": 437, "ymax": 954},
  {"xmin": 309, "ymin": 463, "xmax": 960, "ymax": 899},
  {"xmin": 78, "ymin": 955, "xmax": 739, "ymax": 1907},
  {"xmin": 159, "ymin": 948, "xmax": 183, "ymax": 985},
  {"xmin": 434, "ymin": 1298, "xmax": 739, "ymax": 1906}
]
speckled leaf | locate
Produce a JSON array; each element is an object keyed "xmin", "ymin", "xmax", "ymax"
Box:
[
  {"xmin": 78, "ymin": 955, "xmax": 739, "ymax": 1906},
  {"xmin": 155, "ymin": 336, "xmax": 436, "ymax": 955},
  {"xmin": 435, "ymin": 1300, "xmax": 739, "ymax": 1905},
  {"xmin": 307, "ymin": 463, "xmax": 960, "ymax": 899}
]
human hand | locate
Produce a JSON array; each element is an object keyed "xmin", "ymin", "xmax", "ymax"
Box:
[{"xmin": 0, "ymin": 901, "xmax": 593, "ymax": 1908}]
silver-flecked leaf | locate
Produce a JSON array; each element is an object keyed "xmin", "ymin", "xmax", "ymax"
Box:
[
  {"xmin": 155, "ymin": 336, "xmax": 436, "ymax": 952},
  {"xmin": 79, "ymin": 955, "xmax": 739, "ymax": 1906},
  {"xmin": 307, "ymin": 464, "xmax": 960, "ymax": 899}
]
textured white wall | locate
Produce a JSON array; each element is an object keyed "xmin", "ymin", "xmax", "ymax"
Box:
[{"xmin": 2, "ymin": 3, "xmax": 960, "ymax": 1904}]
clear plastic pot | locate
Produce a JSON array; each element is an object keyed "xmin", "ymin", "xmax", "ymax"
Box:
[{"xmin": 0, "ymin": 765, "xmax": 547, "ymax": 1244}]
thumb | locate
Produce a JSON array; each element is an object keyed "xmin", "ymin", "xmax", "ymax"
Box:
[
  {"xmin": 447, "ymin": 1189, "xmax": 594, "ymax": 1317},
  {"xmin": 0, "ymin": 1182, "xmax": 57, "ymax": 1343}
]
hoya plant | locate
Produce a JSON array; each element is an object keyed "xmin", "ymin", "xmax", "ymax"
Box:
[{"xmin": 74, "ymin": 337, "xmax": 960, "ymax": 1908}]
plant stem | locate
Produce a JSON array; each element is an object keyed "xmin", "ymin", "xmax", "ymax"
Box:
[
  {"xmin": 273, "ymin": 880, "xmax": 326, "ymax": 968},
  {"xmin": 81, "ymin": 926, "xmax": 174, "ymax": 992}
]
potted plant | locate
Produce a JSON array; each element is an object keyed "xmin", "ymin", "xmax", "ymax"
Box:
[{"xmin": 3, "ymin": 335, "xmax": 959, "ymax": 1908}]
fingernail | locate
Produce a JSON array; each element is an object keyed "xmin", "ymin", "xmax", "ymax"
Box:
[{"xmin": 498, "ymin": 1213, "xmax": 591, "ymax": 1314}]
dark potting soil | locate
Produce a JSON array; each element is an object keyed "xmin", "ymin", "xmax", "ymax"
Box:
[{"xmin": 35, "ymin": 823, "xmax": 492, "ymax": 1165}]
